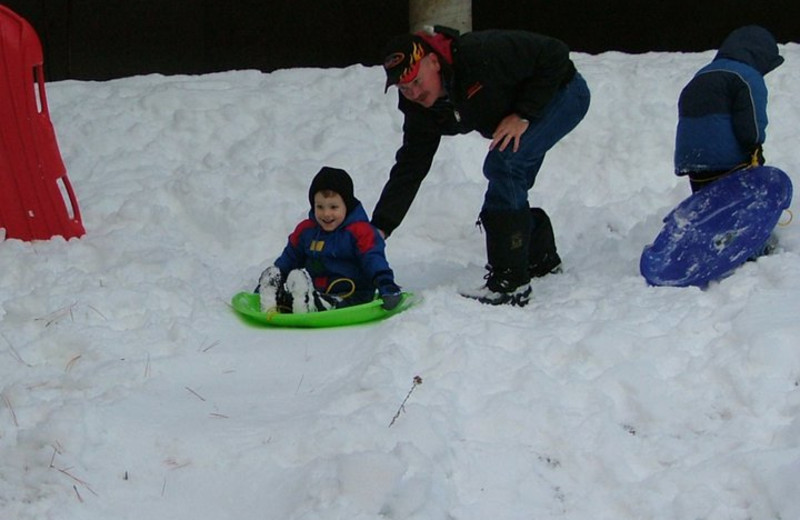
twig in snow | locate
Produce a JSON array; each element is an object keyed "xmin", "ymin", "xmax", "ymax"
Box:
[
  {"xmin": 49, "ymin": 446, "xmax": 58, "ymax": 468},
  {"xmin": 65, "ymin": 355, "xmax": 82, "ymax": 372},
  {"xmin": 85, "ymin": 304, "xmax": 107, "ymax": 320},
  {"xmin": 36, "ymin": 303, "xmax": 76, "ymax": 327},
  {"xmin": 49, "ymin": 442, "xmax": 64, "ymax": 466},
  {"xmin": 201, "ymin": 339, "xmax": 220, "ymax": 352},
  {"xmin": 144, "ymin": 352, "xmax": 151, "ymax": 379},
  {"xmin": 2, "ymin": 393, "xmax": 18, "ymax": 426},
  {"xmin": 184, "ymin": 386, "xmax": 206, "ymax": 401},
  {"xmin": 3, "ymin": 333, "xmax": 31, "ymax": 366},
  {"xmin": 56, "ymin": 467, "xmax": 98, "ymax": 496},
  {"xmin": 73, "ymin": 485, "xmax": 83, "ymax": 503},
  {"xmin": 389, "ymin": 375, "xmax": 423, "ymax": 428}
]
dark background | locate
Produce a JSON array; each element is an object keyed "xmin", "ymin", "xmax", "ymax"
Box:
[{"xmin": 3, "ymin": 0, "xmax": 798, "ymax": 81}]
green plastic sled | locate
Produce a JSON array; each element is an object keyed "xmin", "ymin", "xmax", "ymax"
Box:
[{"xmin": 230, "ymin": 291, "xmax": 416, "ymax": 328}]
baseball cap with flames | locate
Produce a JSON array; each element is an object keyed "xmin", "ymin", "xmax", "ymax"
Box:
[{"xmin": 382, "ymin": 34, "xmax": 429, "ymax": 93}]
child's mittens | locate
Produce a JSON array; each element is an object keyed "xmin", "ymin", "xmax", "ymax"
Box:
[{"xmin": 378, "ymin": 281, "xmax": 402, "ymax": 310}]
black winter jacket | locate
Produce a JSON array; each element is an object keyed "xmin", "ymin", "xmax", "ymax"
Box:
[{"xmin": 372, "ymin": 27, "xmax": 577, "ymax": 236}]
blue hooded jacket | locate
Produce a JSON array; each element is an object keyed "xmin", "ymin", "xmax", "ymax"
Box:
[
  {"xmin": 274, "ymin": 202, "xmax": 396, "ymax": 304},
  {"xmin": 674, "ymin": 26, "xmax": 783, "ymax": 176}
]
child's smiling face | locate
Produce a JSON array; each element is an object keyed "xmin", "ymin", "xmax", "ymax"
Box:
[{"xmin": 313, "ymin": 191, "xmax": 347, "ymax": 231}]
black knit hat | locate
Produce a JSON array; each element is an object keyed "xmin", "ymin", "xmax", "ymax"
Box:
[{"xmin": 308, "ymin": 167, "xmax": 359, "ymax": 214}]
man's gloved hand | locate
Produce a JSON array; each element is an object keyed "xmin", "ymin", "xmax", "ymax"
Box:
[{"xmin": 379, "ymin": 282, "xmax": 402, "ymax": 310}]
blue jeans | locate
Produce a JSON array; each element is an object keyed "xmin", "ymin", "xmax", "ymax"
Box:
[{"xmin": 482, "ymin": 73, "xmax": 591, "ymax": 211}]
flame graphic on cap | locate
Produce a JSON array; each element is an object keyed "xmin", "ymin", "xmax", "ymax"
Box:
[{"xmin": 399, "ymin": 42, "xmax": 426, "ymax": 83}]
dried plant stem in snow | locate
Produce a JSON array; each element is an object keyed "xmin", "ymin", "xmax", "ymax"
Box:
[
  {"xmin": 389, "ymin": 375, "xmax": 423, "ymax": 428},
  {"xmin": 2, "ymin": 393, "xmax": 18, "ymax": 426}
]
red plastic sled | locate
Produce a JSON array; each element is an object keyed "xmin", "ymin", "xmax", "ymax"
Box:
[{"xmin": 0, "ymin": 5, "xmax": 84, "ymax": 241}]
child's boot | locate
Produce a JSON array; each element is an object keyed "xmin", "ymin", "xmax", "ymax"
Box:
[
  {"xmin": 286, "ymin": 269, "xmax": 336, "ymax": 313},
  {"xmin": 258, "ymin": 266, "xmax": 283, "ymax": 312}
]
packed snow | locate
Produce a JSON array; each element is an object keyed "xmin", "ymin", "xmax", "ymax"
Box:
[{"xmin": 2, "ymin": 43, "xmax": 799, "ymax": 520}]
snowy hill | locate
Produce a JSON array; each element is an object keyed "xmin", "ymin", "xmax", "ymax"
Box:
[{"xmin": 1, "ymin": 44, "xmax": 799, "ymax": 520}]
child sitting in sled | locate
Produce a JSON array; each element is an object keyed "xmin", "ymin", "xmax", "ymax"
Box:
[{"xmin": 257, "ymin": 166, "xmax": 402, "ymax": 314}]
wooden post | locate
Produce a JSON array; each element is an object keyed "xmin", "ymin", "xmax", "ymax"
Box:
[{"xmin": 409, "ymin": 0, "xmax": 471, "ymax": 34}]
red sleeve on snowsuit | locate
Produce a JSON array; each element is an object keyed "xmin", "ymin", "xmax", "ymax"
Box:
[
  {"xmin": 345, "ymin": 221, "xmax": 377, "ymax": 253},
  {"xmin": 288, "ymin": 219, "xmax": 316, "ymax": 247}
]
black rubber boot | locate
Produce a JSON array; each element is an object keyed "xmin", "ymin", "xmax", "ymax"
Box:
[
  {"xmin": 464, "ymin": 208, "xmax": 532, "ymax": 306},
  {"xmin": 529, "ymin": 207, "xmax": 562, "ymax": 277}
]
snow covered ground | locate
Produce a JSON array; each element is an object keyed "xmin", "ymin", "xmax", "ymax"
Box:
[{"xmin": 1, "ymin": 43, "xmax": 799, "ymax": 520}]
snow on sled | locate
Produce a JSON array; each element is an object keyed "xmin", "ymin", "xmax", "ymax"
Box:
[
  {"xmin": 640, "ymin": 165, "xmax": 792, "ymax": 287},
  {"xmin": 230, "ymin": 291, "xmax": 417, "ymax": 328}
]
